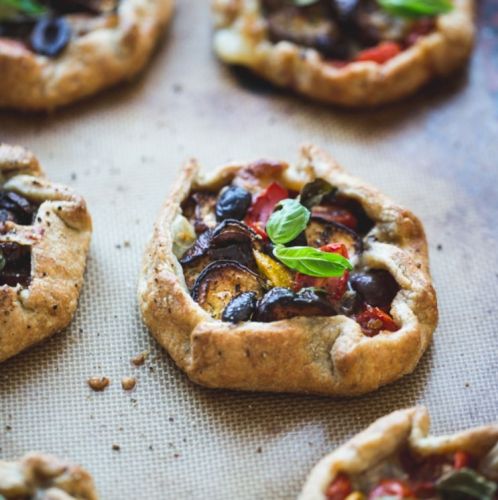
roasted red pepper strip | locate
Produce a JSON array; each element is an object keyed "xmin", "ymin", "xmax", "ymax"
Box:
[
  {"xmin": 356, "ymin": 305, "xmax": 399, "ymax": 337},
  {"xmin": 294, "ymin": 243, "xmax": 349, "ymax": 300},
  {"xmin": 244, "ymin": 182, "xmax": 288, "ymax": 239},
  {"xmin": 453, "ymin": 450, "xmax": 472, "ymax": 469},
  {"xmin": 312, "ymin": 205, "xmax": 358, "ymax": 230},
  {"xmin": 369, "ymin": 479, "xmax": 415, "ymax": 499},
  {"xmin": 325, "ymin": 473, "xmax": 352, "ymax": 500},
  {"xmin": 355, "ymin": 42, "xmax": 402, "ymax": 64}
]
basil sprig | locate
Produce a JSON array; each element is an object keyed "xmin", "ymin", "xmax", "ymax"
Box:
[
  {"xmin": 437, "ymin": 468, "xmax": 497, "ymax": 500},
  {"xmin": 378, "ymin": 0, "xmax": 453, "ymax": 18},
  {"xmin": 273, "ymin": 245, "xmax": 352, "ymax": 277},
  {"xmin": 266, "ymin": 199, "xmax": 310, "ymax": 245},
  {"xmin": 0, "ymin": 0, "xmax": 47, "ymax": 20}
]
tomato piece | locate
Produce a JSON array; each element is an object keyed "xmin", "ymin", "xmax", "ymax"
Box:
[
  {"xmin": 453, "ymin": 451, "xmax": 472, "ymax": 469},
  {"xmin": 369, "ymin": 479, "xmax": 414, "ymax": 499},
  {"xmin": 294, "ymin": 244, "xmax": 349, "ymax": 300},
  {"xmin": 355, "ymin": 306, "xmax": 399, "ymax": 337},
  {"xmin": 312, "ymin": 206, "xmax": 358, "ymax": 230},
  {"xmin": 244, "ymin": 182, "xmax": 288, "ymax": 231},
  {"xmin": 325, "ymin": 473, "xmax": 352, "ymax": 500},
  {"xmin": 246, "ymin": 221, "xmax": 268, "ymax": 240},
  {"xmin": 355, "ymin": 42, "xmax": 402, "ymax": 64}
]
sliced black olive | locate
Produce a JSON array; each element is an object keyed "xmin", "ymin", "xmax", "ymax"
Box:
[
  {"xmin": 0, "ymin": 242, "xmax": 31, "ymax": 287},
  {"xmin": 181, "ymin": 220, "xmax": 261, "ymax": 289},
  {"xmin": 192, "ymin": 261, "xmax": 265, "ymax": 320},
  {"xmin": 215, "ymin": 185, "xmax": 252, "ymax": 222},
  {"xmin": 30, "ymin": 17, "xmax": 71, "ymax": 57},
  {"xmin": 350, "ymin": 269, "xmax": 399, "ymax": 309},
  {"xmin": 0, "ymin": 190, "xmax": 38, "ymax": 225},
  {"xmin": 222, "ymin": 291, "xmax": 257, "ymax": 323},
  {"xmin": 305, "ymin": 216, "xmax": 362, "ymax": 260},
  {"xmin": 253, "ymin": 287, "xmax": 336, "ymax": 322}
]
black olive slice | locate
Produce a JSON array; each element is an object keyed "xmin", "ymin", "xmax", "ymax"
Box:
[
  {"xmin": 253, "ymin": 287, "xmax": 336, "ymax": 322},
  {"xmin": 350, "ymin": 269, "xmax": 399, "ymax": 309},
  {"xmin": 30, "ymin": 17, "xmax": 71, "ymax": 57},
  {"xmin": 215, "ymin": 185, "xmax": 252, "ymax": 222},
  {"xmin": 0, "ymin": 242, "xmax": 32, "ymax": 288},
  {"xmin": 0, "ymin": 190, "xmax": 38, "ymax": 226},
  {"xmin": 192, "ymin": 261, "xmax": 265, "ymax": 320},
  {"xmin": 222, "ymin": 291, "xmax": 257, "ymax": 323},
  {"xmin": 305, "ymin": 216, "xmax": 362, "ymax": 260}
]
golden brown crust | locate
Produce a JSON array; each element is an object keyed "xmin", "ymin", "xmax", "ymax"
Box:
[
  {"xmin": 0, "ymin": 144, "xmax": 92, "ymax": 362},
  {"xmin": 139, "ymin": 145, "xmax": 437, "ymax": 396},
  {"xmin": 299, "ymin": 407, "xmax": 498, "ymax": 499},
  {"xmin": 0, "ymin": 0, "xmax": 174, "ymax": 111},
  {"xmin": 0, "ymin": 452, "xmax": 98, "ymax": 499},
  {"xmin": 212, "ymin": 0, "xmax": 475, "ymax": 106}
]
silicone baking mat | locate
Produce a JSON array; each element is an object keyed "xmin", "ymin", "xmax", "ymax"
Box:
[{"xmin": 0, "ymin": 1, "xmax": 497, "ymax": 498}]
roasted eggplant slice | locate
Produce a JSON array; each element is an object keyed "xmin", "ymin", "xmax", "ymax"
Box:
[
  {"xmin": 253, "ymin": 287, "xmax": 336, "ymax": 322},
  {"xmin": 0, "ymin": 190, "xmax": 38, "ymax": 226},
  {"xmin": 350, "ymin": 269, "xmax": 399, "ymax": 309},
  {"xmin": 305, "ymin": 216, "xmax": 362, "ymax": 262},
  {"xmin": 0, "ymin": 242, "xmax": 31, "ymax": 288},
  {"xmin": 180, "ymin": 219, "xmax": 262, "ymax": 289},
  {"xmin": 222, "ymin": 291, "xmax": 257, "ymax": 323},
  {"xmin": 265, "ymin": 6, "xmax": 350, "ymax": 59},
  {"xmin": 192, "ymin": 261, "xmax": 265, "ymax": 319}
]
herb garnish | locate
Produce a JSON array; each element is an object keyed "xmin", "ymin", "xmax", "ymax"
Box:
[
  {"xmin": 265, "ymin": 197, "xmax": 352, "ymax": 278},
  {"xmin": 377, "ymin": 0, "xmax": 453, "ymax": 18},
  {"xmin": 437, "ymin": 468, "xmax": 497, "ymax": 500},
  {"xmin": 266, "ymin": 199, "xmax": 310, "ymax": 245},
  {"xmin": 0, "ymin": 0, "xmax": 47, "ymax": 20},
  {"xmin": 273, "ymin": 245, "xmax": 352, "ymax": 277}
]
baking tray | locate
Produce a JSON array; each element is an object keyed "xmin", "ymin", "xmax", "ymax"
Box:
[{"xmin": 0, "ymin": 1, "xmax": 497, "ymax": 498}]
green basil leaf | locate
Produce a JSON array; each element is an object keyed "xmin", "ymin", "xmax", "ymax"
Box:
[
  {"xmin": 291, "ymin": 0, "xmax": 320, "ymax": 6},
  {"xmin": 437, "ymin": 468, "xmax": 497, "ymax": 500},
  {"xmin": 266, "ymin": 199, "xmax": 310, "ymax": 245},
  {"xmin": 0, "ymin": 251, "xmax": 5, "ymax": 273},
  {"xmin": 0, "ymin": 0, "xmax": 47, "ymax": 20},
  {"xmin": 273, "ymin": 245, "xmax": 352, "ymax": 277},
  {"xmin": 378, "ymin": 0, "xmax": 453, "ymax": 18},
  {"xmin": 299, "ymin": 178, "xmax": 336, "ymax": 209}
]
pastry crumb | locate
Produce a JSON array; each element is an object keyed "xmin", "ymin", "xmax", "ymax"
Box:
[
  {"xmin": 112, "ymin": 444, "xmax": 120, "ymax": 451},
  {"xmin": 87, "ymin": 376, "xmax": 110, "ymax": 391},
  {"xmin": 121, "ymin": 377, "xmax": 136, "ymax": 391},
  {"xmin": 131, "ymin": 351, "xmax": 148, "ymax": 366}
]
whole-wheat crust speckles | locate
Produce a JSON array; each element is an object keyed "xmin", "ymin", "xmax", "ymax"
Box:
[
  {"xmin": 0, "ymin": 0, "xmax": 174, "ymax": 111},
  {"xmin": 138, "ymin": 145, "xmax": 437, "ymax": 396},
  {"xmin": 300, "ymin": 407, "xmax": 498, "ymax": 500},
  {"xmin": 212, "ymin": 0, "xmax": 474, "ymax": 106},
  {"xmin": 0, "ymin": 452, "xmax": 98, "ymax": 499},
  {"xmin": 0, "ymin": 144, "xmax": 92, "ymax": 362}
]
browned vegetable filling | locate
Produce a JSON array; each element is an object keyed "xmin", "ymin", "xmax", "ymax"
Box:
[
  {"xmin": 261, "ymin": 0, "xmax": 435, "ymax": 62},
  {"xmin": 178, "ymin": 163, "xmax": 401, "ymax": 333},
  {"xmin": 0, "ymin": 190, "xmax": 38, "ymax": 288}
]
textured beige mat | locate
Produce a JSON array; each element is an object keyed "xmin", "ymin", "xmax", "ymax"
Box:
[{"xmin": 0, "ymin": 1, "xmax": 497, "ymax": 499}]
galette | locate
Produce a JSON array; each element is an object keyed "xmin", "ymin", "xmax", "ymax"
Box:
[
  {"xmin": 0, "ymin": 144, "xmax": 92, "ymax": 362},
  {"xmin": 139, "ymin": 145, "xmax": 437, "ymax": 396},
  {"xmin": 0, "ymin": 0, "xmax": 173, "ymax": 110},
  {"xmin": 212, "ymin": 0, "xmax": 474, "ymax": 106},
  {"xmin": 300, "ymin": 407, "xmax": 498, "ymax": 500},
  {"xmin": 0, "ymin": 452, "xmax": 97, "ymax": 499}
]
